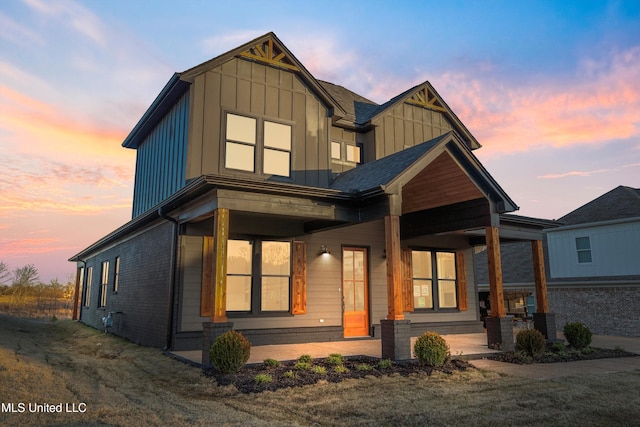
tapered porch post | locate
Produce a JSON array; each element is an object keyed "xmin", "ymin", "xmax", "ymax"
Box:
[
  {"xmin": 381, "ymin": 214, "xmax": 411, "ymax": 360},
  {"xmin": 531, "ymin": 239, "xmax": 557, "ymax": 340},
  {"xmin": 484, "ymin": 226, "xmax": 514, "ymax": 350}
]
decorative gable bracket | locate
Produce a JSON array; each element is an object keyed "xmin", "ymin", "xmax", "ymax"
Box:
[
  {"xmin": 239, "ymin": 39, "xmax": 300, "ymax": 72},
  {"xmin": 406, "ymin": 87, "xmax": 447, "ymax": 112}
]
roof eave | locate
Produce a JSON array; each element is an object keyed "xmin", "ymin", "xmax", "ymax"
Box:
[{"xmin": 121, "ymin": 73, "xmax": 190, "ymax": 149}]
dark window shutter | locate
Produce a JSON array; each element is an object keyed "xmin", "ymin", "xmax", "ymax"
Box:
[
  {"xmin": 291, "ymin": 241, "xmax": 307, "ymax": 314},
  {"xmin": 456, "ymin": 252, "xmax": 468, "ymax": 311},
  {"xmin": 201, "ymin": 236, "xmax": 213, "ymax": 317},
  {"xmin": 401, "ymin": 248, "xmax": 414, "ymax": 312}
]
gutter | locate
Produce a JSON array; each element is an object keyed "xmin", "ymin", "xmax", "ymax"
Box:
[{"xmin": 158, "ymin": 207, "xmax": 179, "ymax": 351}]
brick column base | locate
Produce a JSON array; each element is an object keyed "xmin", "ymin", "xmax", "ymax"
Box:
[
  {"xmin": 533, "ymin": 312, "xmax": 558, "ymax": 342},
  {"xmin": 202, "ymin": 322, "xmax": 234, "ymax": 368},
  {"xmin": 381, "ymin": 319, "xmax": 411, "ymax": 361},
  {"xmin": 486, "ymin": 316, "xmax": 514, "ymax": 351}
]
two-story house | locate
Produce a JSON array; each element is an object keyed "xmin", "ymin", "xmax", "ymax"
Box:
[{"xmin": 69, "ymin": 32, "xmax": 556, "ymax": 360}]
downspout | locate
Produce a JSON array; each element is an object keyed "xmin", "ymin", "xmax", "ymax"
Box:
[{"xmin": 158, "ymin": 207, "xmax": 179, "ymax": 351}]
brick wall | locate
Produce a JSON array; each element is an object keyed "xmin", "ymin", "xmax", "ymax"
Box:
[
  {"xmin": 79, "ymin": 221, "xmax": 175, "ymax": 347},
  {"xmin": 549, "ymin": 286, "xmax": 640, "ymax": 337}
]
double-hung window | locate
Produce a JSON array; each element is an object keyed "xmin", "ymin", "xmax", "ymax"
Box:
[
  {"xmin": 84, "ymin": 267, "xmax": 93, "ymax": 307},
  {"xmin": 575, "ymin": 237, "xmax": 592, "ymax": 263},
  {"xmin": 226, "ymin": 239, "xmax": 292, "ymax": 313},
  {"xmin": 411, "ymin": 250, "xmax": 458, "ymax": 310},
  {"xmin": 225, "ymin": 113, "xmax": 292, "ymax": 177},
  {"xmin": 99, "ymin": 261, "xmax": 109, "ymax": 307},
  {"xmin": 113, "ymin": 256, "xmax": 120, "ymax": 293}
]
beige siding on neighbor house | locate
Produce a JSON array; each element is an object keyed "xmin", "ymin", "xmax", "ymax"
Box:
[
  {"xmin": 372, "ymin": 103, "xmax": 453, "ymax": 159},
  {"xmin": 186, "ymin": 57, "xmax": 331, "ymax": 187}
]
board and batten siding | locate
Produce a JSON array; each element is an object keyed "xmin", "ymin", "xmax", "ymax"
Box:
[
  {"xmin": 186, "ymin": 57, "xmax": 332, "ymax": 188},
  {"xmin": 132, "ymin": 92, "xmax": 189, "ymax": 218},
  {"xmin": 372, "ymin": 103, "xmax": 453, "ymax": 160},
  {"xmin": 547, "ymin": 220, "xmax": 640, "ymax": 278}
]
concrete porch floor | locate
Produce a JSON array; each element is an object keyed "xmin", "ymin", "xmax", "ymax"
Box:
[{"xmin": 171, "ymin": 332, "xmax": 500, "ymax": 366}]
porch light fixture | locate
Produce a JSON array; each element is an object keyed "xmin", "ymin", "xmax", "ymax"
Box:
[{"xmin": 320, "ymin": 245, "xmax": 330, "ymax": 255}]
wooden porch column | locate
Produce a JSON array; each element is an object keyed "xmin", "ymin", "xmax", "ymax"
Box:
[
  {"xmin": 72, "ymin": 267, "xmax": 82, "ymax": 320},
  {"xmin": 385, "ymin": 215, "xmax": 404, "ymax": 320},
  {"xmin": 485, "ymin": 226, "xmax": 506, "ymax": 317},
  {"xmin": 211, "ymin": 208, "xmax": 229, "ymax": 323},
  {"xmin": 532, "ymin": 240, "xmax": 549, "ymax": 313}
]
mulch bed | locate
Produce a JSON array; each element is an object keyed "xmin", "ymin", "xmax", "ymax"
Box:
[
  {"xmin": 488, "ymin": 346, "xmax": 638, "ymax": 364},
  {"xmin": 205, "ymin": 356, "xmax": 472, "ymax": 394}
]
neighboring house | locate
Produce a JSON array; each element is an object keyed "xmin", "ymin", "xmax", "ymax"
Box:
[
  {"xmin": 69, "ymin": 32, "xmax": 553, "ymax": 359},
  {"xmin": 475, "ymin": 186, "xmax": 640, "ymax": 337}
]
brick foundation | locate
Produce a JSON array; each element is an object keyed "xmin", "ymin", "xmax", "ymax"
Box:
[
  {"xmin": 381, "ymin": 319, "xmax": 411, "ymax": 360},
  {"xmin": 486, "ymin": 316, "xmax": 515, "ymax": 351}
]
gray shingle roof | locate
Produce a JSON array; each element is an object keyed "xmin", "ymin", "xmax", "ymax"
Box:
[
  {"xmin": 559, "ymin": 185, "xmax": 640, "ymax": 225},
  {"xmin": 330, "ymin": 134, "xmax": 448, "ymax": 193},
  {"xmin": 318, "ymin": 80, "xmax": 378, "ymax": 124}
]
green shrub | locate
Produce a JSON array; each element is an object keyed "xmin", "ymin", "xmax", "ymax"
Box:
[
  {"xmin": 311, "ymin": 366, "xmax": 327, "ymax": 375},
  {"xmin": 356, "ymin": 363, "xmax": 372, "ymax": 371},
  {"xmin": 263, "ymin": 358, "xmax": 279, "ymax": 367},
  {"xmin": 334, "ymin": 365, "xmax": 349, "ymax": 374},
  {"xmin": 414, "ymin": 331, "xmax": 450, "ymax": 367},
  {"xmin": 254, "ymin": 374, "xmax": 272, "ymax": 384},
  {"xmin": 563, "ymin": 322, "xmax": 592, "ymax": 349},
  {"xmin": 326, "ymin": 353, "xmax": 344, "ymax": 366},
  {"xmin": 515, "ymin": 329, "xmax": 546, "ymax": 357},
  {"xmin": 294, "ymin": 361, "xmax": 312, "ymax": 370},
  {"xmin": 378, "ymin": 359, "xmax": 392, "ymax": 369},
  {"xmin": 209, "ymin": 330, "xmax": 251, "ymax": 374},
  {"xmin": 550, "ymin": 342, "xmax": 565, "ymax": 353},
  {"xmin": 297, "ymin": 354, "xmax": 313, "ymax": 363},
  {"xmin": 283, "ymin": 370, "xmax": 297, "ymax": 379}
]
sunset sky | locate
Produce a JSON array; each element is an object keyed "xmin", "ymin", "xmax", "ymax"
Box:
[{"xmin": 1, "ymin": 0, "xmax": 639, "ymax": 283}]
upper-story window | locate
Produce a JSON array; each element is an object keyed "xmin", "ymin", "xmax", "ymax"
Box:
[
  {"xmin": 331, "ymin": 140, "xmax": 361, "ymax": 164},
  {"xmin": 225, "ymin": 113, "xmax": 292, "ymax": 177},
  {"xmin": 575, "ymin": 237, "xmax": 592, "ymax": 263}
]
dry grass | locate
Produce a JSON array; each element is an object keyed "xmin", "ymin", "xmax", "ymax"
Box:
[{"xmin": 1, "ymin": 314, "xmax": 640, "ymax": 426}]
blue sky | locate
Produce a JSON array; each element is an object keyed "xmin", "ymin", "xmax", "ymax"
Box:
[{"xmin": 1, "ymin": 0, "xmax": 639, "ymax": 282}]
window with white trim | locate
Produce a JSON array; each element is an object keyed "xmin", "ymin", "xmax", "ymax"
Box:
[
  {"xmin": 225, "ymin": 113, "xmax": 292, "ymax": 177},
  {"xmin": 575, "ymin": 237, "xmax": 592, "ymax": 263},
  {"xmin": 411, "ymin": 250, "xmax": 458, "ymax": 309}
]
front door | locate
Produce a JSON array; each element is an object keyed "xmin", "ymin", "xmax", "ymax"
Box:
[{"xmin": 342, "ymin": 247, "xmax": 369, "ymax": 337}]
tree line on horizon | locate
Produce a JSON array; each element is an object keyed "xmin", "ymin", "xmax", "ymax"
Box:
[{"xmin": 0, "ymin": 261, "xmax": 75, "ymax": 320}]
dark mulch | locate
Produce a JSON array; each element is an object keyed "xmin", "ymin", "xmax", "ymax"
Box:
[
  {"xmin": 489, "ymin": 346, "xmax": 638, "ymax": 364},
  {"xmin": 205, "ymin": 356, "xmax": 472, "ymax": 394}
]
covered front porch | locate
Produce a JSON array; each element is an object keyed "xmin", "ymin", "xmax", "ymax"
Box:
[{"xmin": 172, "ymin": 331, "xmax": 500, "ymax": 366}]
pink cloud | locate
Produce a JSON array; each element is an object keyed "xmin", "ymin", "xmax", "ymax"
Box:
[{"xmin": 429, "ymin": 46, "xmax": 640, "ymax": 155}]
